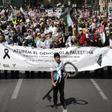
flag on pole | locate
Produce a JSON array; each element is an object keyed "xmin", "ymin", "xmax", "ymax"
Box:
[
  {"xmin": 66, "ymin": 13, "xmax": 74, "ymax": 26},
  {"xmin": 60, "ymin": 7, "xmax": 74, "ymax": 27}
]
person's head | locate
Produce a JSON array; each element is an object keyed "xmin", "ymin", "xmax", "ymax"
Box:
[
  {"xmin": 40, "ymin": 33, "xmax": 46, "ymax": 41},
  {"xmin": 0, "ymin": 34, "xmax": 5, "ymax": 43},
  {"xmin": 54, "ymin": 52, "xmax": 60, "ymax": 63}
]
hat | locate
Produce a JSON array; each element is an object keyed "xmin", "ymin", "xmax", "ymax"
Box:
[
  {"xmin": 36, "ymin": 28, "xmax": 40, "ymax": 32},
  {"xmin": 79, "ymin": 28, "xmax": 82, "ymax": 31}
]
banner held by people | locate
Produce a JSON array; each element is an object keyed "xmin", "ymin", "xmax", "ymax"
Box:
[{"xmin": 0, "ymin": 44, "xmax": 112, "ymax": 72}]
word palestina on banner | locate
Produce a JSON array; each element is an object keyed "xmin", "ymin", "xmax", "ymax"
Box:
[{"xmin": 0, "ymin": 44, "xmax": 112, "ymax": 72}]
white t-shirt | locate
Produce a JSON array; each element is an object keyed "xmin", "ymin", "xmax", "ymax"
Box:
[{"xmin": 36, "ymin": 39, "xmax": 51, "ymax": 49}]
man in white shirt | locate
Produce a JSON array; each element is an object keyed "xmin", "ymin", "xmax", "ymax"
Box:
[{"xmin": 50, "ymin": 53, "xmax": 66, "ymax": 109}]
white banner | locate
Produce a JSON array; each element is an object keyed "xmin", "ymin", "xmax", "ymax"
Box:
[{"xmin": 0, "ymin": 44, "xmax": 112, "ymax": 72}]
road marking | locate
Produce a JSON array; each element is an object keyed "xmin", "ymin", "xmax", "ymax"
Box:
[
  {"xmin": 11, "ymin": 79, "xmax": 23, "ymax": 99},
  {"xmin": 90, "ymin": 79, "xmax": 108, "ymax": 100}
]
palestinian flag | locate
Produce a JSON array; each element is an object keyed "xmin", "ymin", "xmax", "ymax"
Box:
[{"xmin": 60, "ymin": 7, "xmax": 74, "ymax": 27}]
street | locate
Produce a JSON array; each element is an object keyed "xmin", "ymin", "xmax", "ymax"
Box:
[{"xmin": 0, "ymin": 72, "xmax": 112, "ymax": 112}]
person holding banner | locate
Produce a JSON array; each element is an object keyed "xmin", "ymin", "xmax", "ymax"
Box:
[{"xmin": 50, "ymin": 53, "xmax": 66, "ymax": 109}]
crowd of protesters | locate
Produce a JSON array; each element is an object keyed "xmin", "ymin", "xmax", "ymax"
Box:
[{"xmin": 0, "ymin": 4, "xmax": 112, "ymax": 49}]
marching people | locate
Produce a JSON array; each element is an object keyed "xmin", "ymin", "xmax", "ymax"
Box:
[{"xmin": 0, "ymin": 4, "xmax": 111, "ymax": 48}]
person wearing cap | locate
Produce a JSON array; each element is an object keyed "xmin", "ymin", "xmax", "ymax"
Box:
[{"xmin": 50, "ymin": 53, "xmax": 66, "ymax": 109}]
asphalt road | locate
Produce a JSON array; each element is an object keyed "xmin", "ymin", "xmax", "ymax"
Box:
[{"xmin": 0, "ymin": 73, "xmax": 112, "ymax": 112}]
